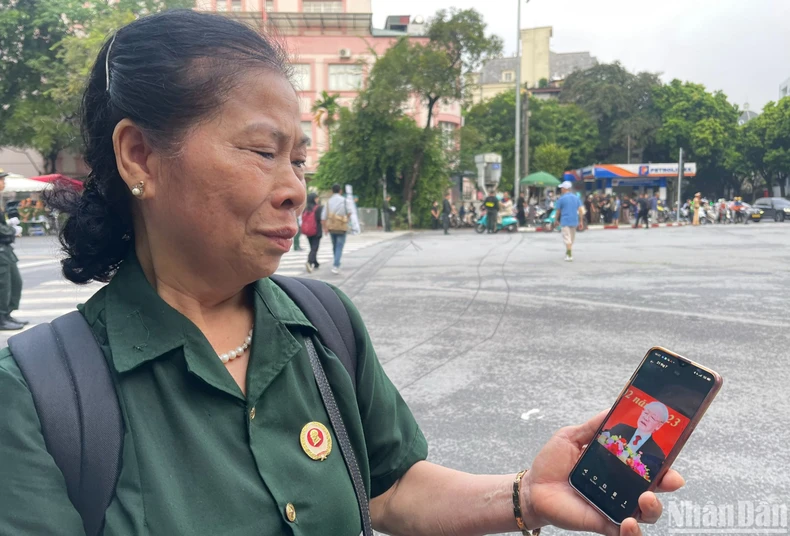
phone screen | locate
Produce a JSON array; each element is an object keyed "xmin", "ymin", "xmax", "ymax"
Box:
[{"xmin": 569, "ymin": 348, "xmax": 718, "ymax": 524}]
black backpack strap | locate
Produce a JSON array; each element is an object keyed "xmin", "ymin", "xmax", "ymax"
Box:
[
  {"xmin": 270, "ymin": 275, "xmax": 358, "ymax": 389},
  {"xmin": 8, "ymin": 311, "xmax": 123, "ymax": 536}
]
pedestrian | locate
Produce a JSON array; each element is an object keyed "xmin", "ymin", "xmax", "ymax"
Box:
[
  {"xmin": 382, "ymin": 195, "xmax": 395, "ymax": 232},
  {"xmin": 613, "ymin": 195, "xmax": 621, "ymax": 227},
  {"xmin": 322, "ymin": 183, "xmax": 349, "ymax": 274},
  {"xmin": 692, "ymin": 193, "xmax": 702, "ymax": 226},
  {"xmin": 441, "ymin": 192, "xmax": 452, "ymax": 235},
  {"xmin": 430, "ymin": 201, "xmax": 440, "ymax": 230},
  {"xmin": 636, "ymin": 193, "xmax": 650, "ymax": 229},
  {"xmin": 651, "ymin": 193, "xmax": 659, "ymax": 223},
  {"xmin": 555, "ymin": 181, "xmax": 584, "ymax": 261},
  {"xmin": 302, "ymin": 192, "xmax": 322, "ymax": 272},
  {"xmin": 584, "ymin": 195, "xmax": 593, "ymax": 226},
  {"xmin": 458, "ymin": 203, "xmax": 466, "ymax": 225},
  {"xmin": 483, "ymin": 190, "xmax": 499, "ymax": 234},
  {"xmin": 516, "ymin": 193, "xmax": 526, "ymax": 227},
  {"xmin": 0, "ymin": 171, "xmax": 26, "ymax": 331},
  {"xmin": 0, "ymin": 13, "xmax": 684, "ymax": 536}
]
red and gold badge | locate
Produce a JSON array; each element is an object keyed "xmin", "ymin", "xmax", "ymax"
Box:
[{"xmin": 300, "ymin": 422, "xmax": 332, "ymax": 461}]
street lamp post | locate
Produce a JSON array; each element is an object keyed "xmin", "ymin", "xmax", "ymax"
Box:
[
  {"xmin": 514, "ymin": 0, "xmax": 530, "ymax": 206},
  {"xmin": 514, "ymin": 0, "xmax": 522, "ymax": 205}
]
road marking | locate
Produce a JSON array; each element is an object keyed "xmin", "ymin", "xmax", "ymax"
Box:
[{"xmin": 18, "ymin": 259, "xmax": 60, "ymax": 269}]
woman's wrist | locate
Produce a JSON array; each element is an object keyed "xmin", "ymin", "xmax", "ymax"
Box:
[{"xmin": 518, "ymin": 470, "xmax": 545, "ymax": 532}]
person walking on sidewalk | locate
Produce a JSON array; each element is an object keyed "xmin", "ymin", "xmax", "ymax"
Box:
[
  {"xmin": 441, "ymin": 192, "xmax": 452, "ymax": 235},
  {"xmin": 322, "ymin": 183, "xmax": 349, "ymax": 274},
  {"xmin": 0, "ymin": 171, "xmax": 26, "ymax": 331},
  {"xmin": 555, "ymin": 181, "xmax": 583, "ymax": 262},
  {"xmin": 651, "ymin": 193, "xmax": 659, "ymax": 224},
  {"xmin": 302, "ymin": 192, "xmax": 322, "ymax": 273},
  {"xmin": 636, "ymin": 193, "xmax": 650, "ymax": 229}
]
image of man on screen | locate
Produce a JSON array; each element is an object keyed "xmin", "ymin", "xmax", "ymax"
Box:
[{"xmin": 604, "ymin": 401, "xmax": 669, "ymax": 479}]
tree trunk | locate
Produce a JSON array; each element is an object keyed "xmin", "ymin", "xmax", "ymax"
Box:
[{"xmin": 45, "ymin": 150, "xmax": 59, "ymax": 175}]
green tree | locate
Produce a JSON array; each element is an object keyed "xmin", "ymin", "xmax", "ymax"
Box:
[
  {"xmin": 386, "ymin": 9, "xmax": 502, "ymax": 225},
  {"xmin": 0, "ymin": 0, "xmax": 191, "ymax": 173},
  {"xmin": 738, "ymin": 98, "xmax": 790, "ymax": 198},
  {"xmin": 532, "ymin": 143, "xmax": 571, "ymax": 179},
  {"xmin": 311, "ymin": 91, "xmax": 341, "ymax": 147},
  {"xmin": 460, "ymin": 91, "xmax": 598, "ymax": 190},
  {"xmin": 651, "ymin": 80, "xmax": 740, "ymax": 197},
  {"xmin": 560, "ymin": 62, "xmax": 662, "ymax": 163}
]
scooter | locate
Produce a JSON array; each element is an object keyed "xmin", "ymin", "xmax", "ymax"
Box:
[{"xmin": 475, "ymin": 213, "xmax": 519, "ymax": 233}]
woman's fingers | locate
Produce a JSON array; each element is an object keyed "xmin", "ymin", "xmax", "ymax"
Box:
[
  {"xmin": 620, "ymin": 517, "xmax": 642, "ymax": 536},
  {"xmin": 637, "ymin": 492, "xmax": 664, "ymax": 524},
  {"xmin": 566, "ymin": 410, "xmax": 608, "ymax": 446},
  {"xmin": 656, "ymin": 469, "xmax": 685, "ymax": 493}
]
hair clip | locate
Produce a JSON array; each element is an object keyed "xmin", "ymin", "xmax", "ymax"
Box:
[{"xmin": 105, "ymin": 31, "xmax": 118, "ymax": 93}]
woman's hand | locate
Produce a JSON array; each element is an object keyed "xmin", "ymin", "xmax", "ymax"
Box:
[{"xmin": 523, "ymin": 412, "xmax": 686, "ymax": 536}]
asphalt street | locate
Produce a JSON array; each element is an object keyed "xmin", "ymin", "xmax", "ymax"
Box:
[{"xmin": 6, "ymin": 223, "xmax": 790, "ymax": 535}]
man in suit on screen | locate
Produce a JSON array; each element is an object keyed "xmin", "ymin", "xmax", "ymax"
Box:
[{"xmin": 605, "ymin": 401, "xmax": 669, "ymax": 480}]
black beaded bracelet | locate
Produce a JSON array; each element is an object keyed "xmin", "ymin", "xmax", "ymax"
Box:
[{"xmin": 513, "ymin": 470, "xmax": 541, "ymax": 536}]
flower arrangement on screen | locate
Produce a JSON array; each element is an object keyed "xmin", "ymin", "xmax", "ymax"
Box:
[{"xmin": 597, "ymin": 432, "xmax": 650, "ymax": 481}]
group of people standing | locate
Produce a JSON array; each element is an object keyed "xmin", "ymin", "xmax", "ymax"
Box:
[{"xmin": 299, "ymin": 184, "xmax": 351, "ymax": 275}]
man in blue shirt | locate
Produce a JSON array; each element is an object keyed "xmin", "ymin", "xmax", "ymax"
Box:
[{"xmin": 555, "ymin": 181, "xmax": 584, "ymax": 262}]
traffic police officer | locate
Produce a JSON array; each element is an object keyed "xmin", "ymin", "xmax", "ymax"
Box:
[{"xmin": 0, "ymin": 170, "xmax": 26, "ymax": 331}]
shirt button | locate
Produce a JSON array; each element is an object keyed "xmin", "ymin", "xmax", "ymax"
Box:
[
  {"xmin": 285, "ymin": 503, "xmax": 297, "ymax": 522},
  {"xmin": 249, "ymin": 407, "xmax": 256, "ymax": 420}
]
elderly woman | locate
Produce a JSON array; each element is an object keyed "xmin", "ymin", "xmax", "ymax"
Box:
[{"xmin": 0, "ymin": 10, "xmax": 682, "ymax": 536}]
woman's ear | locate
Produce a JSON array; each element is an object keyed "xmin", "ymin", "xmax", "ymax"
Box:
[{"xmin": 112, "ymin": 119, "xmax": 157, "ymax": 199}]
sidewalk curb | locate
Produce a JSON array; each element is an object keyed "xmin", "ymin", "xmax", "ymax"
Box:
[{"xmin": 520, "ymin": 223, "xmax": 690, "ymax": 233}]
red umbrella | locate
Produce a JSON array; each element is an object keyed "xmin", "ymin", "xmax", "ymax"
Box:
[{"xmin": 29, "ymin": 174, "xmax": 84, "ymax": 190}]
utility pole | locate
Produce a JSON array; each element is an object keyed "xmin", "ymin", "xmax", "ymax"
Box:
[
  {"xmin": 513, "ymin": 0, "xmax": 522, "ymax": 203},
  {"xmin": 523, "ymin": 86, "xmax": 530, "ymax": 178},
  {"xmin": 676, "ymin": 147, "xmax": 683, "ymax": 223}
]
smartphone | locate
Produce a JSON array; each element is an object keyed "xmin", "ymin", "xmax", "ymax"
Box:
[{"xmin": 568, "ymin": 347, "xmax": 722, "ymax": 525}]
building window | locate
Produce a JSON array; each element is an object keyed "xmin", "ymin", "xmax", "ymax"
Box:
[
  {"xmin": 216, "ymin": 0, "xmax": 227, "ymax": 11},
  {"xmin": 265, "ymin": 0, "xmax": 274, "ymax": 11},
  {"xmin": 439, "ymin": 121, "xmax": 457, "ymax": 151},
  {"xmin": 328, "ymin": 64, "xmax": 363, "ymax": 91},
  {"xmin": 231, "ymin": 0, "xmax": 242, "ymax": 11},
  {"xmin": 301, "ymin": 122, "xmax": 313, "ymax": 146},
  {"xmin": 502, "ymin": 71, "xmax": 514, "ymax": 83},
  {"xmin": 292, "ymin": 64, "xmax": 311, "ymax": 90},
  {"xmin": 303, "ymin": 0, "xmax": 342, "ymax": 13}
]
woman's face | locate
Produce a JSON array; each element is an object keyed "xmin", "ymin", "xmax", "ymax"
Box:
[{"xmin": 144, "ymin": 70, "xmax": 308, "ymax": 283}]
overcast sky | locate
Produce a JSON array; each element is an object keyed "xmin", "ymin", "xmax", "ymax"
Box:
[{"xmin": 372, "ymin": 0, "xmax": 790, "ymax": 112}]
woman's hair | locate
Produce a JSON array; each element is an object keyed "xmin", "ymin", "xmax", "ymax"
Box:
[
  {"xmin": 46, "ymin": 10, "xmax": 291, "ymax": 284},
  {"xmin": 306, "ymin": 192, "xmax": 318, "ymax": 211}
]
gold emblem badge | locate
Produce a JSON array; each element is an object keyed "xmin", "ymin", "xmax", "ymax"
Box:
[{"xmin": 300, "ymin": 422, "xmax": 332, "ymax": 461}]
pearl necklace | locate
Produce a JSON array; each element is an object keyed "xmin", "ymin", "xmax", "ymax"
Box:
[{"xmin": 219, "ymin": 329, "xmax": 253, "ymax": 364}]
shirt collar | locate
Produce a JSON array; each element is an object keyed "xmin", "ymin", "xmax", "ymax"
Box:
[{"xmin": 105, "ymin": 252, "xmax": 315, "ymax": 374}]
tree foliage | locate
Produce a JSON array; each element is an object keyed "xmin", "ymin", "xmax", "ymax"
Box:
[
  {"xmin": 560, "ymin": 62, "xmax": 661, "ymax": 163},
  {"xmin": 532, "ymin": 143, "xmax": 571, "ymax": 179},
  {"xmin": 461, "ymin": 90, "xmax": 598, "ymax": 191},
  {"xmin": 0, "ymin": 0, "xmax": 190, "ymax": 173}
]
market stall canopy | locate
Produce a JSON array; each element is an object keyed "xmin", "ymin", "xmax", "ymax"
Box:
[
  {"xmin": 521, "ymin": 171, "xmax": 561, "ymax": 188},
  {"xmin": 2, "ymin": 173, "xmax": 51, "ymax": 193},
  {"xmin": 30, "ymin": 173, "xmax": 83, "ymax": 190}
]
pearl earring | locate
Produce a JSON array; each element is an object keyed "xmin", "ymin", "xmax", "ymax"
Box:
[{"xmin": 131, "ymin": 181, "xmax": 144, "ymax": 198}]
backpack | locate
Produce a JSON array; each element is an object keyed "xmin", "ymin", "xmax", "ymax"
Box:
[
  {"xmin": 301, "ymin": 207, "xmax": 318, "ymax": 237},
  {"xmin": 7, "ymin": 276, "xmax": 371, "ymax": 536}
]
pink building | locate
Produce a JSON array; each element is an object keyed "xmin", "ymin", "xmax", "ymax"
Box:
[{"xmin": 196, "ymin": 0, "xmax": 463, "ymax": 173}]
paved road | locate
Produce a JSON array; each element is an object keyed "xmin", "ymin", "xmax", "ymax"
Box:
[{"xmin": 7, "ymin": 223, "xmax": 790, "ymax": 535}]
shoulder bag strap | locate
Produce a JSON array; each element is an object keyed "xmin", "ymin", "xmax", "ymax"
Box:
[
  {"xmin": 8, "ymin": 311, "xmax": 123, "ymax": 536},
  {"xmin": 305, "ymin": 337, "xmax": 372, "ymax": 536},
  {"xmin": 269, "ymin": 275, "xmax": 358, "ymax": 389}
]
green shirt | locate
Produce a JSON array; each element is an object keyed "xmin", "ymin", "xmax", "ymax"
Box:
[{"xmin": 0, "ymin": 255, "xmax": 427, "ymax": 535}]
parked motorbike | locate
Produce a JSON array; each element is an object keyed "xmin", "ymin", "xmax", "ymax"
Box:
[{"xmin": 475, "ymin": 213, "xmax": 519, "ymax": 233}]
